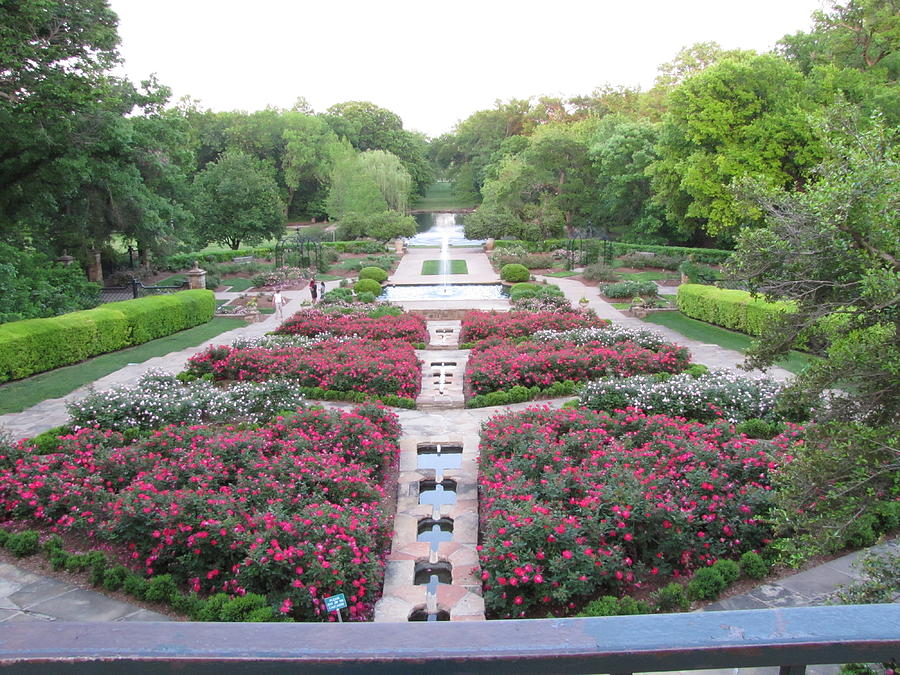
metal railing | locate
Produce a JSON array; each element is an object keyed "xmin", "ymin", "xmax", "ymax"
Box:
[
  {"xmin": 99, "ymin": 278, "xmax": 188, "ymax": 303},
  {"xmin": 0, "ymin": 604, "xmax": 897, "ymax": 673}
]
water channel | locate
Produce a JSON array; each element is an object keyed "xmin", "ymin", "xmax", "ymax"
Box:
[{"xmin": 407, "ymin": 212, "xmax": 483, "ymax": 247}]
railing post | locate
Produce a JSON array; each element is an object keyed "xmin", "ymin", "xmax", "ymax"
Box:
[{"xmin": 131, "ymin": 277, "xmax": 140, "ymax": 299}]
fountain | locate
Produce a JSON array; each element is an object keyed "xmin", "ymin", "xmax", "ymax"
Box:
[{"xmin": 437, "ymin": 232, "xmax": 453, "ymax": 296}]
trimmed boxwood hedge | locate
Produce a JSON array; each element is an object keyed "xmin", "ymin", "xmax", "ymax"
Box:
[
  {"xmin": 353, "ymin": 278, "xmax": 383, "ymax": 296},
  {"xmin": 676, "ymin": 284, "xmax": 795, "ymax": 337},
  {"xmin": 500, "ymin": 263, "xmax": 530, "ymax": 282},
  {"xmin": 358, "ymin": 266, "xmax": 388, "ymax": 283},
  {"xmin": 0, "ymin": 290, "xmax": 215, "ymax": 382}
]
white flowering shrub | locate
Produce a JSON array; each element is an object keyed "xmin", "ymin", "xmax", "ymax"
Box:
[
  {"xmin": 229, "ymin": 334, "xmax": 334, "ymax": 350},
  {"xmin": 579, "ymin": 369, "xmax": 784, "ymax": 422},
  {"xmin": 533, "ymin": 326, "xmax": 675, "ymax": 351},
  {"xmin": 67, "ymin": 369, "xmax": 306, "ymax": 431}
]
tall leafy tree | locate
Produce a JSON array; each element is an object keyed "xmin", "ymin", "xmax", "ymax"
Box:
[
  {"xmin": 357, "ymin": 150, "xmax": 412, "ymax": 213},
  {"xmin": 191, "ymin": 150, "xmax": 285, "ymax": 250},
  {"xmin": 281, "ymin": 113, "xmax": 340, "ymax": 218}
]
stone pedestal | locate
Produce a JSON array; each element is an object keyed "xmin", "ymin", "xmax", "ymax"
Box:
[
  {"xmin": 395, "ymin": 238, "xmax": 406, "ymax": 254},
  {"xmin": 484, "ymin": 238, "xmax": 495, "ymax": 252},
  {"xmin": 185, "ymin": 262, "xmax": 207, "ymax": 290},
  {"xmin": 87, "ymin": 250, "xmax": 103, "ymax": 283}
]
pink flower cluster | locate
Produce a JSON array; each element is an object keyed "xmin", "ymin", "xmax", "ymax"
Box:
[
  {"xmin": 466, "ymin": 338, "xmax": 690, "ymax": 394},
  {"xmin": 0, "ymin": 406, "xmax": 401, "ymax": 622},
  {"xmin": 275, "ymin": 309, "xmax": 428, "ymax": 344},
  {"xmin": 477, "ymin": 407, "xmax": 795, "ymax": 618},
  {"xmin": 459, "ymin": 310, "xmax": 607, "ymax": 343},
  {"xmin": 186, "ymin": 339, "xmax": 422, "ymax": 398}
]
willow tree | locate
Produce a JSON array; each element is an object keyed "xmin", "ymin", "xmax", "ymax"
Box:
[{"xmin": 357, "ymin": 150, "xmax": 412, "ymax": 213}]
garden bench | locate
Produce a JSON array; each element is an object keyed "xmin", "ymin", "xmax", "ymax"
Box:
[{"xmin": 232, "ymin": 255, "xmax": 254, "ymax": 264}]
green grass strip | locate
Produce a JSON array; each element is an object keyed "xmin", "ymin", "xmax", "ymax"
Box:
[
  {"xmin": 543, "ymin": 270, "xmax": 579, "ymax": 277},
  {"xmin": 0, "ymin": 318, "xmax": 246, "ymax": 415},
  {"xmin": 618, "ymin": 270, "xmax": 679, "ymax": 282},
  {"xmin": 221, "ymin": 277, "xmax": 256, "ymax": 291},
  {"xmin": 411, "ymin": 181, "xmax": 478, "ymax": 211},
  {"xmin": 421, "ymin": 259, "xmax": 468, "ymax": 275},
  {"xmin": 643, "ymin": 312, "xmax": 817, "ymax": 374}
]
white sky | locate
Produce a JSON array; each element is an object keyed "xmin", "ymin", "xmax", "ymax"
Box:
[{"xmin": 109, "ymin": 0, "xmax": 824, "ymax": 138}]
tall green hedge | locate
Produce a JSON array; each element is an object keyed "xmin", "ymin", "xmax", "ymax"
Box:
[
  {"xmin": 491, "ymin": 239, "xmax": 731, "ymax": 264},
  {"xmin": 0, "ymin": 290, "xmax": 215, "ymax": 382},
  {"xmin": 676, "ymin": 284, "xmax": 796, "ymax": 337}
]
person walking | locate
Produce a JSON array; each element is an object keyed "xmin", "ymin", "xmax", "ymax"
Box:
[
  {"xmin": 319, "ymin": 280, "xmax": 326, "ymax": 300},
  {"xmin": 309, "ymin": 278, "xmax": 318, "ymax": 303},
  {"xmin": 272, "ymin": 288, "xmax": 285, "ymax": 318}
]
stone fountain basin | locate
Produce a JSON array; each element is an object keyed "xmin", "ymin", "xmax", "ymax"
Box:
[{"xmin": 381, "ymin": 284, "xmax": 507, "ymax": 302}]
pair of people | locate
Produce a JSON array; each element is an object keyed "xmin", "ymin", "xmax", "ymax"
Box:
[{"xmin": 308, "ymin": 279, "xmax": 326, "ymax": 303}]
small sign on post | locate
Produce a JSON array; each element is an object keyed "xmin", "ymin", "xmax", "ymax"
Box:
[{"xmin": 324, "ymin": 593, "xmax": 348, "ymax": 623}]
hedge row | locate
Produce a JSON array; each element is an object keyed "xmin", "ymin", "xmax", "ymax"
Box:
[
  {"xmin": 0, "ymin": 290, "xmax": 215, "ymax": 382},
  {"xmin": 491, "ymin": 239, "xmax": 731, "ymax": 264},
  {"xmin": 160, "ymin": 241, "xmax": 385, "ymax": 271},
  {"xmin": 676, "ymin": 284, "xmax": 795, "ymax": 337}
]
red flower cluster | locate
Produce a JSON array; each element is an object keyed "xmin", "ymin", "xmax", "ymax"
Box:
[
  {"xmin": 0, "ymin": 406, "xmax": 401, "ymax": 621},
  {"xmin": 477, "ymin": 407, "xmax": 795, "ymax": 618},
  {"xmin": 186, "ymin": 339, "xmax": 422, "ymax": 398},
  {"xmin": 466, "ymin": 338, "xmax": 690, "ymax": 395},
  {"xmin": 275, "ymin": 309, "xmax": 428, "ymax": 344},
  {"xmin": 459, "ymin": 310, "xmax": 607, "ymax": 343}
]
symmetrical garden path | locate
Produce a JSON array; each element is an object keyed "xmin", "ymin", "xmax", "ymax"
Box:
[{"xmin": 0, "ymin": 245, "xmax": 884, "ymax": 631}]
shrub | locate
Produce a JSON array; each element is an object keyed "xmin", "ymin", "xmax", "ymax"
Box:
[
  {"xmin": 582, "ymin": 262, "xmax": 621, "ymax": 282},
  {"xmin": 712, "ymin": 559, "xmax": 741, "ymax": 585},
  {"xmin": 676, "ymin": 284, "xmax": 795, "ymax": 338},
  {"xmin": 735, "ymin": 418, "xmax": 782, "ymax": 439},
  {"xmin": 145, "ymin": 574, "xmax": 179, "ymax": 603},
  {"xmin": 479, "ymin": 407, "xmax": 780, "ymax": 617},
  {"xmin": 739, "ymin": 551, "xmax": 769, "ymax": 579},
  {"xmin": 356, "ymin": 291, "xmax": 376, "ymax": 304},
  {"xmin": 460, "ymin": 310, "xmax": 606, "ymax": 343},
  {"xmin": 103, "ymin": 565, "xmax": 130, "ymax": 591},
  {"xmin": 5, "ymin": 530, "xmax": 39, "ymax": 557},
  {"xmin": 678, "ymin": 260, "xmax": 721, "ymax": 284},
  {"xmin": 354, "ymin": 278, "xmax": 383, "ymax": 296},
  {"xmin": 654, "ymin": 583, "xmax": 690, "ymax": 612},
  {"xmin": 358, "ymin": 266, "xmax": 388, "ymax": 283},
  {"xmin": 122, "ymin": 574, "xmax": 149, "ymax": 599},
  {"xmin": 619, "ymin": 252, "xmax": 685, "ymax": 270},
  {"xmin": 500, "ymin": 263, "xmax": 530, "ymax": 282},
  {"xmin": 687, "ymin": 567, "xmax": 726, "ymax": 601},
  {"xmin": 321, "ymin": 288, "xmax": 354, "ymax": 304},
  {"xmin": 601, "ymin": 280, "xmax": 658, "ymax": 299}
]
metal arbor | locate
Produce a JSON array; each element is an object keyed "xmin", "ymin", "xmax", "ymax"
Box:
[{"xmin": 275, "ymin": 232, "xmax": 323, "ymax": 271}]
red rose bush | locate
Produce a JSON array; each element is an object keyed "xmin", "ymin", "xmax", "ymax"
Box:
[
  {"xmin": 275, "ymin": 308, "xmax": 428, "ymax": 344},
  {"xmin": 0, "ymin": 405, "xmax": 401, "ymax": 621},
  {"xmin": 459, "ymin": 309, "xmax": 607, "ymax": 344},
  {"xmin": 478, "ymin": 406, "xmax": 799, "ymax": 618}
]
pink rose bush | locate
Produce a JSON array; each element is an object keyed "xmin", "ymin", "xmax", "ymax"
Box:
[
  {"xmin": 459, "ymin": 310, "xmax": 607, "ymax": 344},
  {"xmin": 0, "ymin": 405, "xmax": 401, "ymax": 621},
  {"xmin": 466, "ymin": 337, "xmax": 690, "ymax": 395},
  {"xmin": 186, "ymin": 339, "xmax": 421, "ymax": 399},
  {"xmin": 478, "ymin": 406, "xmax": 801, "ymax": 618},
  {"xmin": 275, "ymin": 308, "xmax": 428, "ymax": 344}
]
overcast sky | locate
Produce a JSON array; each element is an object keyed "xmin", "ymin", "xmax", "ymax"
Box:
[{"xmin": 109, "ymin": 0, "xmax": 824, "ymax": 138}]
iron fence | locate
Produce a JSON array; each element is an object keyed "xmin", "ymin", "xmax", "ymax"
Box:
[{"xmin": 99, "ymin": 278, "xmax": 188, "ymax": 304}]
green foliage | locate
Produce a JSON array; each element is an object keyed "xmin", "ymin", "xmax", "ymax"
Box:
[
  {"xmin": 734, "ymin": 418, "xmax": 783, "ymax": 439},
  {"xmin": 122, "ymin": 574, "xmax": 148, "ymax": 600},
  {"xmin": 772, "ymin": 422, "xmax": 899, "ymax": 558},
  {"xmin": 191, "ymin": 150, "xmax": 286, "ymax": 250},
  {"xmin": 500, "ymin": 263, "xmax": 530, "ymax": 282},
  {"xmin": 353, "ymin": 278, "xmax": 383, "ymax": 296},
  {"xmin": 321, "ymin": 288, "xmax": 354, "ymax": 304},
  {"xmin": 0, "ymin": 244, "xmax": 101, "ymax": 323},
  {"xmin": 102, "ymin": 565, "xmax": 131, "ymax": 591},
  {"xmin": 678, "ymin": 259, "xmax": 722, "ymax": 284},
  {"xmin": 0, "ymin": 290, "xmax": 214, "ymax": 382},
  {"xmin": 601, "ymin": 280, "xmax": 658, "ymax": 298},
  {"xmin": 832, "ymin": 550, "xmax": 900, "ymax": 605},
  {"xmin": 676, "ymin": 284, "xmax": 795, "ymax": 337},
  {"xmin": 711, "ymin": 559, "xmax": 741, "ymax": 585},
  {"xmin": 144, "ymin": 574, "xmax": 179, "ymax": 603},
  {"xmin": 337, "ymin": 211, "xmax": 417, "ymax": 243},
  {"xmin": 653, "ymin": 583, "xmax": 690, "ymax": 612},
  {"xmin": 467, "ymin": 380, "xmax": 577, "ymax": 408},
  {"xmin": 582, "ymin": 263, "xmax": 622, "ymax": 282},
  {"xmin": 578, "ymin": 595, "xmax": 651, "ymax": 617},
  {"xmin": 684, "ymin": 363, "xmax": 710, "ymax": 377},
  {"xmin": 739, "ymin": 551, "xmax": 770, "ymax": 579},
  {"xmin": 358, "ymin": 266, "xmax": 388, "ymax": 283},
  {"xmin": 4, "ymin": 530, "xmax": 39, "ymax": 557},
  {"xmin": 687, "ymin": 567, "xmax": 727, "ymax": 601}
]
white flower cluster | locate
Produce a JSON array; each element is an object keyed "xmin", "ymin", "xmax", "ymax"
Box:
[
  {"xmin": 67, "ymin": 369, "xmax": 306, "ymax": 432},
  {"xmin": 579, "ymin": 369, "xmax": 783, "ymax": 422},
  {"xmin": 533, "ymin": 326, "xmax": 673, "ymax": 351},
  {"xmin": 230, "ymin": 334, "xmax": 333, "ymax": 350}
]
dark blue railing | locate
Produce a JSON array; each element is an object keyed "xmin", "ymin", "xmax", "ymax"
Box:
[{"xmin": 0, "ymin": 605, "xmax": 897, "ymax": 674}]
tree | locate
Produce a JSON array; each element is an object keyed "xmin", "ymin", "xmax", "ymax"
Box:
[
  {"xmin": 281, "ymin": 113, "xmax": 339, "ymax": 217},
  {"xmin": 357, "ymin": 150, "xmax": 412, "ymax": 213},
  {"xmin": 191, "ymin": 151, "xmax": 285, "ymax": 250},
  {"xmin": 324, "ymin": 142, "xmax": 389, "ymax": 221},
  {"xmin": 727, "ymin": 104, "xmax": 899, "ymax": 424},
  {"xmin": 649, "ymin": 53, "xmax": 822, "ymax": 238}
]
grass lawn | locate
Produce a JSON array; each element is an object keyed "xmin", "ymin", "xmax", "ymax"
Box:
[
  {"xmin": 0, "ymin": 318, "xmax": 246, "ymax": 415},
  {"xmin": 156, "ymin": 274, "xmax": 187, "ymax": 286},
  {"xmin": 221, "ymin": 277, "xmax": 256, "ymax": 291},
  {"xmin": 412, "ymin": 182, "xmax": 478, "ymax": 211},
  {"xmin": 315, "ymin": 274, "xmax": 343, "ymax": 281},
  {"xmin": 543, "ymin": 270, "xmax": 578, "ymax": 277},
  {"xmin": 421, "ymin": 259, "xmax": 468, "ymax": 275},
  {"xmin": 618, "ymin": 270, "xmax": 679, "ymax": 282},
  {"xmin": 643, "ymin": 312, "xmax": 817, "ymax": 374}
]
